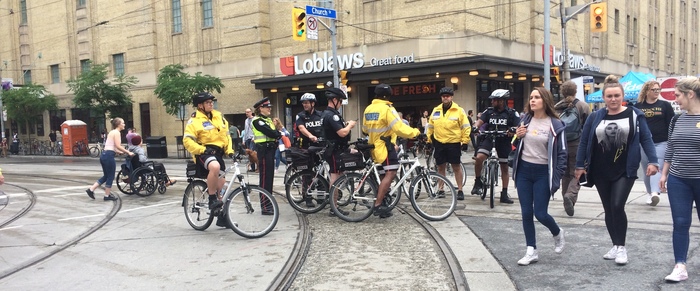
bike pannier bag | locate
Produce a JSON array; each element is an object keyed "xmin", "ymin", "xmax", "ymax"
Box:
[
  {"xmin": 288, "ymin": 148, "xmax": 314, "ymax": 170},
  {"xmin": 338, "ymin": 152, "xmax": 364, "ymax": 171}
]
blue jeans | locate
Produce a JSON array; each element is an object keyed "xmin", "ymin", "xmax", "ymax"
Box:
[
  {"xmin": 640, "ymin": 141, "xmax": 666, "ymax": 193},
  {"xmin": 97, "ymin": 150, "xmax": 116, "ymax": 188},
  {"xmin": 516, "ymin": 160, "xmax": 561, "ymax": 248},
  {"xmin": 667, "ymin": 174, "xmax": 700, "ymax": 264},
  {"xmin": 275, "ymin": 148, "xmax": 287, "ymax": 168}
]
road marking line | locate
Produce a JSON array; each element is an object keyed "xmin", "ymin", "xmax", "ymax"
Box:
[
  {"xmin": 120, "ymin": 201, "xmax": 179, "ymax": 213},
  {"xmin": 54, "ymin": 193, "xmax": 91, "ymax": 198},
  {"xmin": 58, "ymin": 213, "xmax": 105, "ymax": 221},
  {"xmin": 0, "ymin": 225, "xmax": 24, "ymax": 231},
  {"xmin": 34, "ymin": 186, "xmax": 88, "ymax": 193}
]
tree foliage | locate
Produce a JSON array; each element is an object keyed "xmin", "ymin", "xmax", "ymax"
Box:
[
  {"xmin": 2, "ymin": 84, "xmax": 59, "ymax": 136},
  {"xmin": 67, "ymin": 63, "xmax": 138, "ymax": 119},
  {"xmin": 154, "ymin": 64, "xmax": 224, "ymax": 117}
]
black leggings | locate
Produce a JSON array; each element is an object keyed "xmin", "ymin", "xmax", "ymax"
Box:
[{"xmin": 594, "ymin": 177, "xmax": 636, "ymax": 246}]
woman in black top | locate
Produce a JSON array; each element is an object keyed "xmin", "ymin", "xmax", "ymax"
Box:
[{"xmin": 635, "ymin": 80, "xmax": 675, "ymax": 206}]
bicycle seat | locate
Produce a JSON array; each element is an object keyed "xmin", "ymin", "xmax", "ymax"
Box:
[
  {"xmin": 356, "ymin": 144, "xmax": 374, "ymax": 151},
  {"xmin": 307, "ymin": 146, "xmax": 325, "ymax": 153}
]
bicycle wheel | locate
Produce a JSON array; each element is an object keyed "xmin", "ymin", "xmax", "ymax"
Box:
[
  {"xmin": 72, "ymin": 145, "xmax": 81, "ymax": 156},
  {"xmin": 285, "ymin": 170, "xmax": 329, "ymax": 214},
  {"xmin": 183, "ymin": 180, "xmax": 214, "ymax": 231},
  {"xmin": 116, "ymin": 169, "xmax": 136, "ymax": 195},
  {"xmin": 480, "ymin": 161, "xmax": 488, "ymax": 201},
  {"xmin": 225, "ymin": 185, "xmax": 279, "ymax": 239},
  {"xmin": 133, "ymin": 168, "xmax": 157, "ymax": 197},
  {"xmin": 283, "ymin": 166, "xmax": 297, "ymax": 185},
  {"xmin": 409, "ymin": 172, "xmax": 457, "ymax": 221},
  {"xmin": 385, "ymin": 175, "xmax": 403, "ymax": 210},
  {"xmin": 329, "ymin": 172, "xmax": 377, "ymax": 222},
  {"xmin": 489, "ymin": 162, "xmax": 498, "ymax": 209},
  {"xmin": 89, "ymin": 146, "xmax": 100, "ymax": 158}
]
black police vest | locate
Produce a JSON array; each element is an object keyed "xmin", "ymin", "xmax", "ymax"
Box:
[
  {"xmin": 297, "ymin": 111, "xmax": 325, "ymax": 145},
  {"xmin": 484, "ymin": 108, "xmax": 515, "ymax": 131}
]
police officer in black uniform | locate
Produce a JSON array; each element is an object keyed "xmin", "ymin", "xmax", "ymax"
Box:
[
  {"xmin": 252, "ymin": 97, "xmax": 281, "ymax": 214},
  {"xmin": 295, "ymin": 93, "xmax": 325, "ymax": 149},
  {"xmin": 470, "ymin": 89, "xmax": 520, "ymax": 204},
  {"xmin": 322, "ymin": 88, "xmax": 356, "ymax": 216}
]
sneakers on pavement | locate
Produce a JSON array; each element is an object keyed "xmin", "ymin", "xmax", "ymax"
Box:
[
  {"xmin": 436, "ymin": 190, "xmax": 446, "ymax": 198},
  {"xmin": 563, "ymin": 196, "xmax": 574, "ymax": 216},
  {"xmin": 603, "ymin": 245, "xmax": 619, "ymax": 260},
  {"xmin": 645, "ymin": 193, "xmax": 652, "ymax": 205},
  {"xmin": 86, "ymin": 189, "xmax": 95, "ymax": 200},
  {"xmin": 554, "ymin": 228, "xmax": 565, "ymax": 254},
  {"xmin": 500, "ymin": 191, "xmax": 514, "ymax": 204},
  {"xmin": 665, "ymin": 264, "xmax": 689, "ymax": 282},
  {"xmin": 457, "ymin": 190, "xmax": 464, "ymax": 200},
  {"xmin": 615, "ymin": 246, "xmax": 628, "ymax": 265},
  {"xmin": 517, "ymin": 246, "xmax": 539, "ymax": 266},
  {"xmin": 650, "ymin": 192, "xmax": 660, "ymax": 206},
  {"xmin": 104, "ymin": 194, "xmax": 118, "ymax": 201},
  {"xmin": 304, "ymin": 197, "xmax": 315, "ymax": 208},
  {"xmin": 471, "ymin": 179, "xmax": 483, "ymax": 195}
]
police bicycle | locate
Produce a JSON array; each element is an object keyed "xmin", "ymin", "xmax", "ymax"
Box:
[
  {"xmin": 182, "ymin": 153, "xmax": 279, "ymax": 239},
  {"xmin": 477, "ymin": 128, "xmax": 514, "ymax": 209},
  {"xmin": 329, "ymin": 139, "xmax": 457, "ymax": 222},
  {"xmin": 424, "ymin": 143, "xmax": 468, "ymax": 192},
  {"xmin": 284, "ymin": 142, "xmax": 333, "ymax": 214}
]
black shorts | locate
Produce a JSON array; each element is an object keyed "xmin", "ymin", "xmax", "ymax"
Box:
[
  {"xmin": 378, "ymin": 144, "xmax": 399, "ymax": 173},
  {"xmin": 433, "ymin": 142, "xmax": 461, "ymax": 165},
  {"xmin": 195, "ymin": 153, "xmax": 226, "ymax": 177},
  {"xmin": 477, "ymin": 138, "xmax": 512, "ymax": 164}
]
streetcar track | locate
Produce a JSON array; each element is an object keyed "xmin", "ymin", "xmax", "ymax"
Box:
[
  {"xmin": 0, "ymin": 174, "xmax": 121, "ymax": 280},
  {"xmin": 0, "ymin": 183, "xmax": 36, "ymax": 228}
]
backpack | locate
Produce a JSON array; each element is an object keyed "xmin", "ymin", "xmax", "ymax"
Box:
[{"xmin": 559, "ymin": 99, "xmax": 582, "ymax": 142}]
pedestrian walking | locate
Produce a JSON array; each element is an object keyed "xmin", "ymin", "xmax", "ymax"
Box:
[
  {"xmin": 554, "ymin": 81, "xmax": 591, "ymax": 216},
  {"xmin": 86, "ymin": 117, "xmax": 134, "ymax": 201},
  {"xmin": 252, "ymin": 97, "xmax": 280, "ymax": 215},
  {"xmin": 635, "ymin": 80, "xmax": 674, "ymax": 207},
  {"xmin": 11, "ymin": 132, "xmax": 19, "ymax": 155},
  {"xmin": 575, "ymin": 75, "xmax": 659, "ymax": 265},
  {"xmin": 658, "ymin": 76, "xmax": 700, "ymax": 282},
  {"xmin": 426, "ymin": 87, "xmax": 471, "ymax": 200},
  {"xmin": 511, "ymin": 87, "xmax": 567, "ymax": 265},
  {"xmin": 1, "ymin": 138, "xmax": 7, "ymax": 158}
]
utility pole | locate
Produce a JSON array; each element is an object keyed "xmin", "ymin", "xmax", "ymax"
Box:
[
  {"xmin": 544, "ymin": 0, "xmax": 551, "ymax": 89},
  {"xmin": 0, "ymin": 68, "xmax": 5, "ymax": 139},
  {"xmin": 560, "ymin": 0, "xmax": 600, "ymax": 81}
]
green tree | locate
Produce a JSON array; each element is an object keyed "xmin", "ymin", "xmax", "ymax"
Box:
[
  {"xmin": 154, "ymin": 64, "xmax": 224, "ymax": 133},
  {"xmin": 2, "ymin": 84, "xmax": 59, "ymax": 141},
  {"xmin": 67, "ymin": 63, "xmax": 138, "ymax": 123}
]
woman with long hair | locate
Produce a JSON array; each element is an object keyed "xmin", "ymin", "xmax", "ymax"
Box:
[
  {"xmin": 635, "ymin": 80, "xmax": 675, "ymax": 206},
  {"xmin": 273, "ymin": 117, "xmax": 290, "ymax": 172},
  {"xmin": 575, "ymin": 75, "xmax": 659, "ymax": 265},
  {"xmin": 510, "ymin": 87, "xmax": 567, "ymax": 265},
  {"xmin": 86, "ymin": 117, "xmax": 134, "ymax": 201}
]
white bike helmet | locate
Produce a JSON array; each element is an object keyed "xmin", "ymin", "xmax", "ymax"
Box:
[{"xmin": 300, "ymin": 93, "xmax": 316, "ymax": 102}]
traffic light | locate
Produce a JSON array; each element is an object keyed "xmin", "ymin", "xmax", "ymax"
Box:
[
  {"xmin": 292, "ymin": 7, "xmax": 306, "ymax": 41},
  {"xmin": 590, "ymin": 2, "xmax": 607, "ymax": 32},
  {"xmin": 339, "ymin": 70, "xmax": 349, "ymax": 86},
  {"xmin": 550, "ymin": 67, "xmax": 561, "ymax": 84}
]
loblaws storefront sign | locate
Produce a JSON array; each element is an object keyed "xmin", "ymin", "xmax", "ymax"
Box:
[
  {"xmin": 279, "ymin": 51, "xmax": 415, "ymax": 76},
  {"xmin": 542, "ymin": 45, "xmax": 601, "ymax": 72}
]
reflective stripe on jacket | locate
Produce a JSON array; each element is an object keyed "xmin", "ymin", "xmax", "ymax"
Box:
[
  {"xmin": 362, "ymin": 99, "xmax": 419, "ymax": 163},
  {"xmin": 252, "ymin": 116, "xmax": 277, "ymax": 143},
  {"xmin": 426, "ymin": 102, "xmax": 471, "ymax": 144}
]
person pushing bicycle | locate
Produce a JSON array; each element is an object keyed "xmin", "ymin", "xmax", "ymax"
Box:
[
  {"xmin": 183, "ymin": 92, "xmax": 235, "ymax": 227},
  {"xmin": 470, "ymin": 89, "xmax": 520, "ymax": 204},
  {"xmin": 425, "ymin": 87, "xmax": 471, "ymax": 201},
  {"xmin": 362, "ymin": 83, "xmax": 420, "ymax": 218}
]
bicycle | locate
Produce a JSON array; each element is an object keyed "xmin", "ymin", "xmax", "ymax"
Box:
[
  {"xmin": 89, "ymin": 141, "xmax": 103, "ymax": 158},
  {"xmin": 284, "ymin": 143, "xmax": 333, "ymax": 214},
  {"xmin": 424, "ymin": 142, "xmax": 468, "ymax": 192},
  {"xmin": 182, "ymin": 153, "xmax": 279, "ymax": 239},
  {"xmin": 477, "ymin": 129, "xmax": 513, "ymax": 209},
  {"xmin": 329, "ymin": 139, "xmax": 457, "ymax": 222},
  {"xmin": 72, "ymin": 139, "xmax": 89, "ymax": 156}
]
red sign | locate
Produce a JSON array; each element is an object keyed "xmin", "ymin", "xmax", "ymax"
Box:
[
  {"xmin": 279, "ymin": 56, "xmax": 295, "ymax": 76},
  {"xmin": 391, "ymin": 83, "xmax": 438, "ymax": 96},
  {"xmin": 658, "ymin": 77, "xmax": 681, "ymax": 101}
]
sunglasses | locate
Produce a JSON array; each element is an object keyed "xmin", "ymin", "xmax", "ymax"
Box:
[{"xmin": 650, "ymin": 88, "xmax": 661, "ymax": 92}]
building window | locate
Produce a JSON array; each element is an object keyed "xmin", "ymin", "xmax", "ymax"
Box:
[
  {"xmin": 80, "ymin": 59, "xmax": 91, "ymax": 73},
  {"xmin": 49, "ymin": 109, "xmax": 66, "ymax": 131},
  {"xmin": 23, "ymin": 70, "xmax": 32, "ymax": 84},
  {"xmin": 20, "ymin": 0, "xmax": 28, "ymax": 24},
  {"xmin": 614, "ymin": 9, "xmax": 619, "ymax": 33},
  {"xmin": 113, "ymin": 53, "xmax": 124, "ymax": 76},
  {"xmin": 172, "ymin": 0, "xmax": 182, "ymax": 33},
  {"xmin": 202, "ymin": 0, "xmax": 213, "ymax": 28},
  {"xmin": 50, "ymin": 65, "xmax": 60, "ymax": 84},
  {"xmin": 77, "ymin": 0, "xmax": 86, "ymax": 8}
]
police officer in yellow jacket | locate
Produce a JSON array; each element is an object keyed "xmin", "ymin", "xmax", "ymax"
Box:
[
  {"xmin": 426, "ymin": 87, "xmax": 471, "ymax": 200},
  {"xmin": 252, "ymin": 97, "xmax": 280, "ymax": 215},
  {"xmin": 363, "ymin": 84, "xmax": 420, "ymax": 218},
  {"xmin": 183, "ymin": 92, "xmax": 235, "ymax": 227}
]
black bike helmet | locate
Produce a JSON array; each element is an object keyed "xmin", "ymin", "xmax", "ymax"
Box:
[
  {"xmin": 192, "ymin": 92, "xmax": 216, "ymax": 106},
  {"xmin": 439, "ymin": 87, "xmax": 454, "ymax": 96},
  {"xmin": 374, "ymin": 83, "xmax": 392, "ymax": 98},
  {"xmin": 325, "ymin": 87, "xmax": 347, "ymax": 100},
  {"xmin": 489, "ymin": 89, "xmax": 510, "ymax": 99}
]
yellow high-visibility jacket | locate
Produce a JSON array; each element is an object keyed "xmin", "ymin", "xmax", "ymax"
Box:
[
  {"xmin": 362, "ymin": 99, "xmax": 419, "ymax": 163},
  {"xmin": 426, "ymin": 102, "xmax": 471, "ymax": 144},
  {"xmin": 183, "ymin": 109, "xmax": 234, "ymax": 156}
]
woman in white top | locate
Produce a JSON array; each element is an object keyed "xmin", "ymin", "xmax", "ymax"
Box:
[{"xmin": 86, "ymin": 117, "xmax": 134, "ymax": 201}]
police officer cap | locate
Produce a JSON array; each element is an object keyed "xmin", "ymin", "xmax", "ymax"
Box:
[
  {"xmin": 374, "ymin": 83, "xmax": 392, "ymax": 97},
  {"xmin": 325, "ymin": 87, "xmax": 347, "ymax": 100},
  {"xmin": 254, "ymin": 97, "xmax": 273, "ymax": 108}
]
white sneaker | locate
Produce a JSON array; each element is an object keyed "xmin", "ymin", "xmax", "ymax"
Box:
[
  {"xmin": 650, "ymin": 192, "xmax": 660, "ymax": 206},
  {"xmin": 645, "ymin": 193, "xmax": 652, "ymax": 205},
  {"xmin": 615, "ymin": 246, "xmax": 628, "ymax": 265},
  {"xmin": 603, "ymin": 245, "xmax": 618, "ymax": 260},
  {"xmin": 665, "ymin": 264, "xmax": 689, "ymax": 282},
  {"xmin": 554, "ymin": 228, "xmax": 565, "ymax": 254},
  {"xmin": 517, "ymin": 246, "xmax": 539, "ymax": 266}
]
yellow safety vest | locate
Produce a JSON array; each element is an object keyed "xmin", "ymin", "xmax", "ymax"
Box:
[{"xmin": 252, "ymin": 116, "xmax": 277, "ymax": 143}]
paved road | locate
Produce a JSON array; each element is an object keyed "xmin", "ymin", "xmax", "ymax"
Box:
[{"xmin": 1, "ymin": 154, "xmax": 699, "ymax": 290}]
